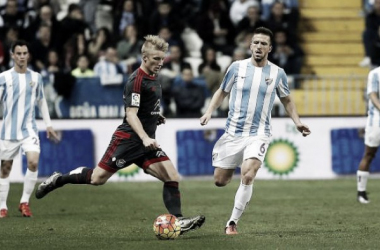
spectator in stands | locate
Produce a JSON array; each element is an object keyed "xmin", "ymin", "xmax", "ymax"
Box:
[
  {"xmin": 41, "ymin": 49, "xmax": 62, "ymax": 77},
  {"xmin": 71, "ymin": 54, "xmax": 95, "ymax": 78},
  {"xmin": 232, "ymin": 47, "xmax": 249, "ymax": 61},
  {"xmin": 266, "ymin": 1, "xmax": 299, "ymax": 41},
  {"xmin": 88, "ymin": 27, "xmax": 114, "ymax": 65},
  {"xmin": 158, "ymin": 26, "xmax": 185, "ymax": 53},
  {"xmin": 360, "ymin": 0, "xmax": 380, "ymax": 67},
  {"xmin": 261, "ymin": 0, "xmax": 299, "ymax": 21},
  {"xmin": 30, "ymin": 23, "xmax": 57, "ymax": 72},
  {"xmin": 79, "ymin": 0, "xmax": 100, "ymax": 33},
  {"xmin": 236, "ymin": 5, "xmax": 267, "ymax": 34},
  {"xmin": 172, "ymin": 67, "xmax": 207, "ymax": 118},
  {"xmin": 0, "ymin": 27, "xmax": 19, "ymax": 70},
  {"xmin": 198, "ymin": 46, "xmax": 222, "ymax": 77},
  {"xmin": 235, "ymin": 30, "xmax": 254, "ymax": 58},
  {"xmin": 27, "ymin": 5, "xmax": 61, "ymax": 45},
  {"xmin": 229, "ymin": 0, "xmax": 260, "ymax": 27},
  {"xmin": 269, "ymin": 29, "xmax": 304, "ymax": 76},
  {"xmin": 0, "ymin": 0, "xmax": 31, "ymax": 39},
  {"xmin": 94, "ymin": 46, "xmax": 124, "ymax": 85},
  {"xmin": 148, "ymin": 0, "xmax": 184, "ymax": 39},
  {"xmin": 116, "ymin": 24, "xmax": 143, "ymax": 63},
  {"xmin": 195, "ymin": 0, "xmax": 235, "ymax": 55},
  {"xmin": 61, "ymin": 33, "xmax": 88, "ymax": 73},
  {"xmin": 159, "ymin": 44, "xmax": 192, "ymax": 116},
  {"xmin": 59, "ymin": 3, "xmax": 91, "ymax": 50},
  {"xmin": 114, "ymin": 0, "xmax": 136, "ymax": 38}
]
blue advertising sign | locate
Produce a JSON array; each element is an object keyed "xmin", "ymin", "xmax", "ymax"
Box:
[
  {"xmin": 176, "ymin": 129, "xmax": 241, "ymax": 176},
  {"xmin": 22, "ymin": 129, "xmax": 95, "ymax": 177},
  {"xmin": 56, "ymin": 78, "xmax": 125, "ymax": 118},
  {"xmin": 331, "ymin": 128, "xmax": 380, "ymax": 174}
]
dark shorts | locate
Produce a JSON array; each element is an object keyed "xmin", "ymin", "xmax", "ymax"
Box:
[{"xmin": 98, "ymin": 130, "xmax": 170, "ymax": 173}]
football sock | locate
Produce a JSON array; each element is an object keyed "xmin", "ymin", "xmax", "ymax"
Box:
[
  {"xmin": 0, "ymin": 177, "xmax": 10, "ymax": 209},
  {"xmin": 56, "ymin": 167, "xmax": 93, "ymax": 187},
  {"xmin": 227, "ymin": 181, "xmax": 253, "ymax": 227},
  {"xmin": 163, "ymin": 181, "xmax": 182, "ymax": 217},
  {"xmin": 357, "ymin": 170, "xmax": 369, "ymax": 192},
  {"xmin": 20, "ymin": 169, "xmax": 38, "ymax": 203}
]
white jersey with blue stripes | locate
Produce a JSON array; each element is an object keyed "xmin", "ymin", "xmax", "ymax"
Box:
[
  {"xmin": 221, "ymin": 58, "xmax": 290, "ymax": 137},
  {"xmin": 366, "ymin": 66, "xmax": 380, "ymax": 127},
  {"xmin": 0, "ymin": 68, "xmax": 45, "ymax": 140}
]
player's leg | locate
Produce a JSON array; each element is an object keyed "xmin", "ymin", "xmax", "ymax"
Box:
[
  {"xmin": 225, "ymin": 136, "xmax": 269, "ymax": 234},
  {"xmin": 0, "ymin": 140, "xmax": 22, "ymax": 218},
  {"xmin": 35, "ymin": 165, "xmax": 114, "ymax": 199},
  {"xmin": 144, "ymin": 154, "xmax": 205, "ymax": 234},
  {"xmin": 18, "ymin": 151, "xmax": 40, "ymax": 217},
  {"xmin": 0, "ymin": 160, "xmax": 13, "ymax": 218},
  {"xmin": 357, "ymin": 145, "xmax": 377, "ymax": 204}
]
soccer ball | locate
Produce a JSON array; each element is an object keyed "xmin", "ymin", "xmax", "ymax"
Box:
[{"xmin": 153, "ymin": 214, "xmax": 181, "ymax": 240}]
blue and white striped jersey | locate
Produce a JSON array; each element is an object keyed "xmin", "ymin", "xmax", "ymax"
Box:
[
  {"xmin": 366, "ymin": 67, "xmax": 380, "ymax": 126},
  {"xmin": 220, "ymin": 59, "xmax": 290, "ymax": 137},
  {"xmin": 0, "ymin": 68, "xmax": 45, "ymax": 140}
]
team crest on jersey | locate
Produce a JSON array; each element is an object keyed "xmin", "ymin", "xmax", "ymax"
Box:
[
  {"xmin": 30, "ymin": 81, "xmax": 36, "ymax": 87},
  {"xmin": 265, "ymin": 77, "xmax": 273, "ymax": 85},
  {"xmin": 116, "ymin": 159, "xmax": 127, "ymax": 168},
  {"xmin": 131, "ymin": 93, "xmax": 140, "ymax": 106}
]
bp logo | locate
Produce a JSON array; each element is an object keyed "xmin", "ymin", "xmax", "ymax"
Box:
[
  {"xmin": 117, "ymin": 163, "xmax": 140, "ymax": 177},
  {"xmin": 264, "ymin": 138, "xmax": 299, "ymax": 175}
]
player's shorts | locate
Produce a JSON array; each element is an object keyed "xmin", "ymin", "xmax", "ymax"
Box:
[
  {"xmin": 98, "ymin": 130, "xmax": 170, "ymax": 173},
  {"xmin": 0, "ymin": 136, "xmax": 41, "ymax": 160},
  {"xmin": 364, "ymin": 125, "xmax": 380, "ymax": 147},
  {"xmin": 212, "ymin": 132, "xmax": 270, "ymax": 169}
]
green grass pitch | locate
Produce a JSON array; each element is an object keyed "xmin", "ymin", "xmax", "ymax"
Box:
[{"xmin": 1, "ymin": 178, "xmax": 380, "ymax": 250}]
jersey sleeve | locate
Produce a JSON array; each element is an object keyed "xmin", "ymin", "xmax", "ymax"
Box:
[
  {"xmin": 275, "ymin": 68, "xmax": 290, "ymax": 98},
  {"xmin": 220, "ymin": 61, "xmax": 238, "ymax": 93},
  {"xmin": 123, "ymin": 73, "xmax": 142, "ymax": 108},
  {"xmin": 36, "ymin": 73, "xmax": 45, "ymax": 100},
  {"xmin": 367, "ymin": 70, "xmax": 379, "ymax": 95}
]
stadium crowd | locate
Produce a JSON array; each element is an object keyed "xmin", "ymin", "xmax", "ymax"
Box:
[{"xmin": 0, "ymin": 0, "xmax": 303, "ymax": 118}]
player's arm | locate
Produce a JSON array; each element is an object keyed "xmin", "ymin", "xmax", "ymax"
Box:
[
  {"xmin": 280, "ymin": 95, "xmax": 311, "ymax": 137},
  {"xmin": 37, "ymin": 98, "xmax": 60, "ymax": 142},
  {"xmin": 126, "ymin": 107, "xmax": 159, "ymax": 150},
  {"xmin": 200, "ymin": 88, "xmax": 228, "ymax": 125},
  {"xmin": 369, "ymin": 92, "xmax": 380, "ymax": 110}
]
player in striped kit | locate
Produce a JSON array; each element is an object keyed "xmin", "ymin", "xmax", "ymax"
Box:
[
  {"xmin": 356, "ymin": 66, "xmax": 380, "ymax": 204},
  {"xmin": 200, "ymin": 27, "xmax": 311, "ymax": 234},
  {"xmin": 0, "ymin": 40, "xmax": 60, "ymax": 218}
]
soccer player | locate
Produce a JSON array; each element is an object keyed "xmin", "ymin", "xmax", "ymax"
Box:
[
  {"xmin": 200, "ymin": 27, "xmax": 311, "ymax": 235},
  {"xmin": 36, "ymin": 35, "xmax": 205, "ymax": 234},
  {"xmin": 0, "ymin": 40, "xmax": 60, "ymax": 218},
  {"xmin": 356, "ymin": 66, "xmax": 380, "ymax": 204}
]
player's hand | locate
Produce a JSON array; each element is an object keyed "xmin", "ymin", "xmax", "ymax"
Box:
[
  {"xmin": 296, "ymin": 124, "xmax": 311, "ymax": 137},
  {"xmin": 142, "ymin": 137, "xmax": 160, "ymax": 151},
  {"xmin": 157, "ymin": 114, "xmax": 166, "ymax": 125},
  {"xmin": 200, "ymin": 114, "xmax": 211, "ymax": 126},
  {"xmin": 46, "ymin": 127, "xmax": 61, "ymax": 143}
]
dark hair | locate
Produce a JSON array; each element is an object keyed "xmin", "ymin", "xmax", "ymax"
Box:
[
  {"xmin": 253, "ymin": 27, "xmax": 274, "ymax": 44},
  {"xmin": 11, "ymin": 40, "xmax": 30, "ymax": 53}
]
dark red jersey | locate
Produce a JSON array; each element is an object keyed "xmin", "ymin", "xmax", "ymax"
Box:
[{"xmin": 120, "ymin": 68, "xmax": 161, "ymax": 137}]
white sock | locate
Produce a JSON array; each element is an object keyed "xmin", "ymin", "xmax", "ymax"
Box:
[
  {"xmin": 226, "ymin": 181, "xmax": 253, "ymax": 227},
  {"xmin": 0, "ymin": 177, "xmax": 10, "ymax": 210},
  {"xmin": 357, "ymin": 170, "xmax": 369, "ymax": 192},
  {"xmin": 20, "ymin": 169, "xmax": 38, "ymax": 204}
]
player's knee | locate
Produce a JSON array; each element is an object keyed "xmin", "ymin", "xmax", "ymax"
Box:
[
  {"xmin": 27, "ymin": 161, "xmax": 38, "ymax": 171},
  {"xmin": 214, "ymin": 177, "xmax": 229, "ymax": 187}
]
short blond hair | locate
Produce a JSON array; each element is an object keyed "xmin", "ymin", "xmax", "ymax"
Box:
[{"xmin": 141, "ymin": 35, "xmax": 169, "ymax": 55}]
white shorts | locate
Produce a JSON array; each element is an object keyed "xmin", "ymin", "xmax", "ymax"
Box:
[
  {"xmin": 212, "ymin": 133, "xmax": 270, "ymax": 169},
  {"xmin": 0, "ymin": 136, "xmax": 40, "ymax": 160},
  {"xmin": 365, "ymin": 126, "xmax": 380, "ymax": 147}
]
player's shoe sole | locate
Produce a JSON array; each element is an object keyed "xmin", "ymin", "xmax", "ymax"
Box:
[
  {"xmin": 35, "ymin": 172, "xmax": 62, "ymax": 199},
  {"xmin": 357, "ymin": 191, "xmax": 370, "ymax": 204},
  {"xmin": 178, "ymin": 215, "xmax": 205, "ymax": 235}
]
